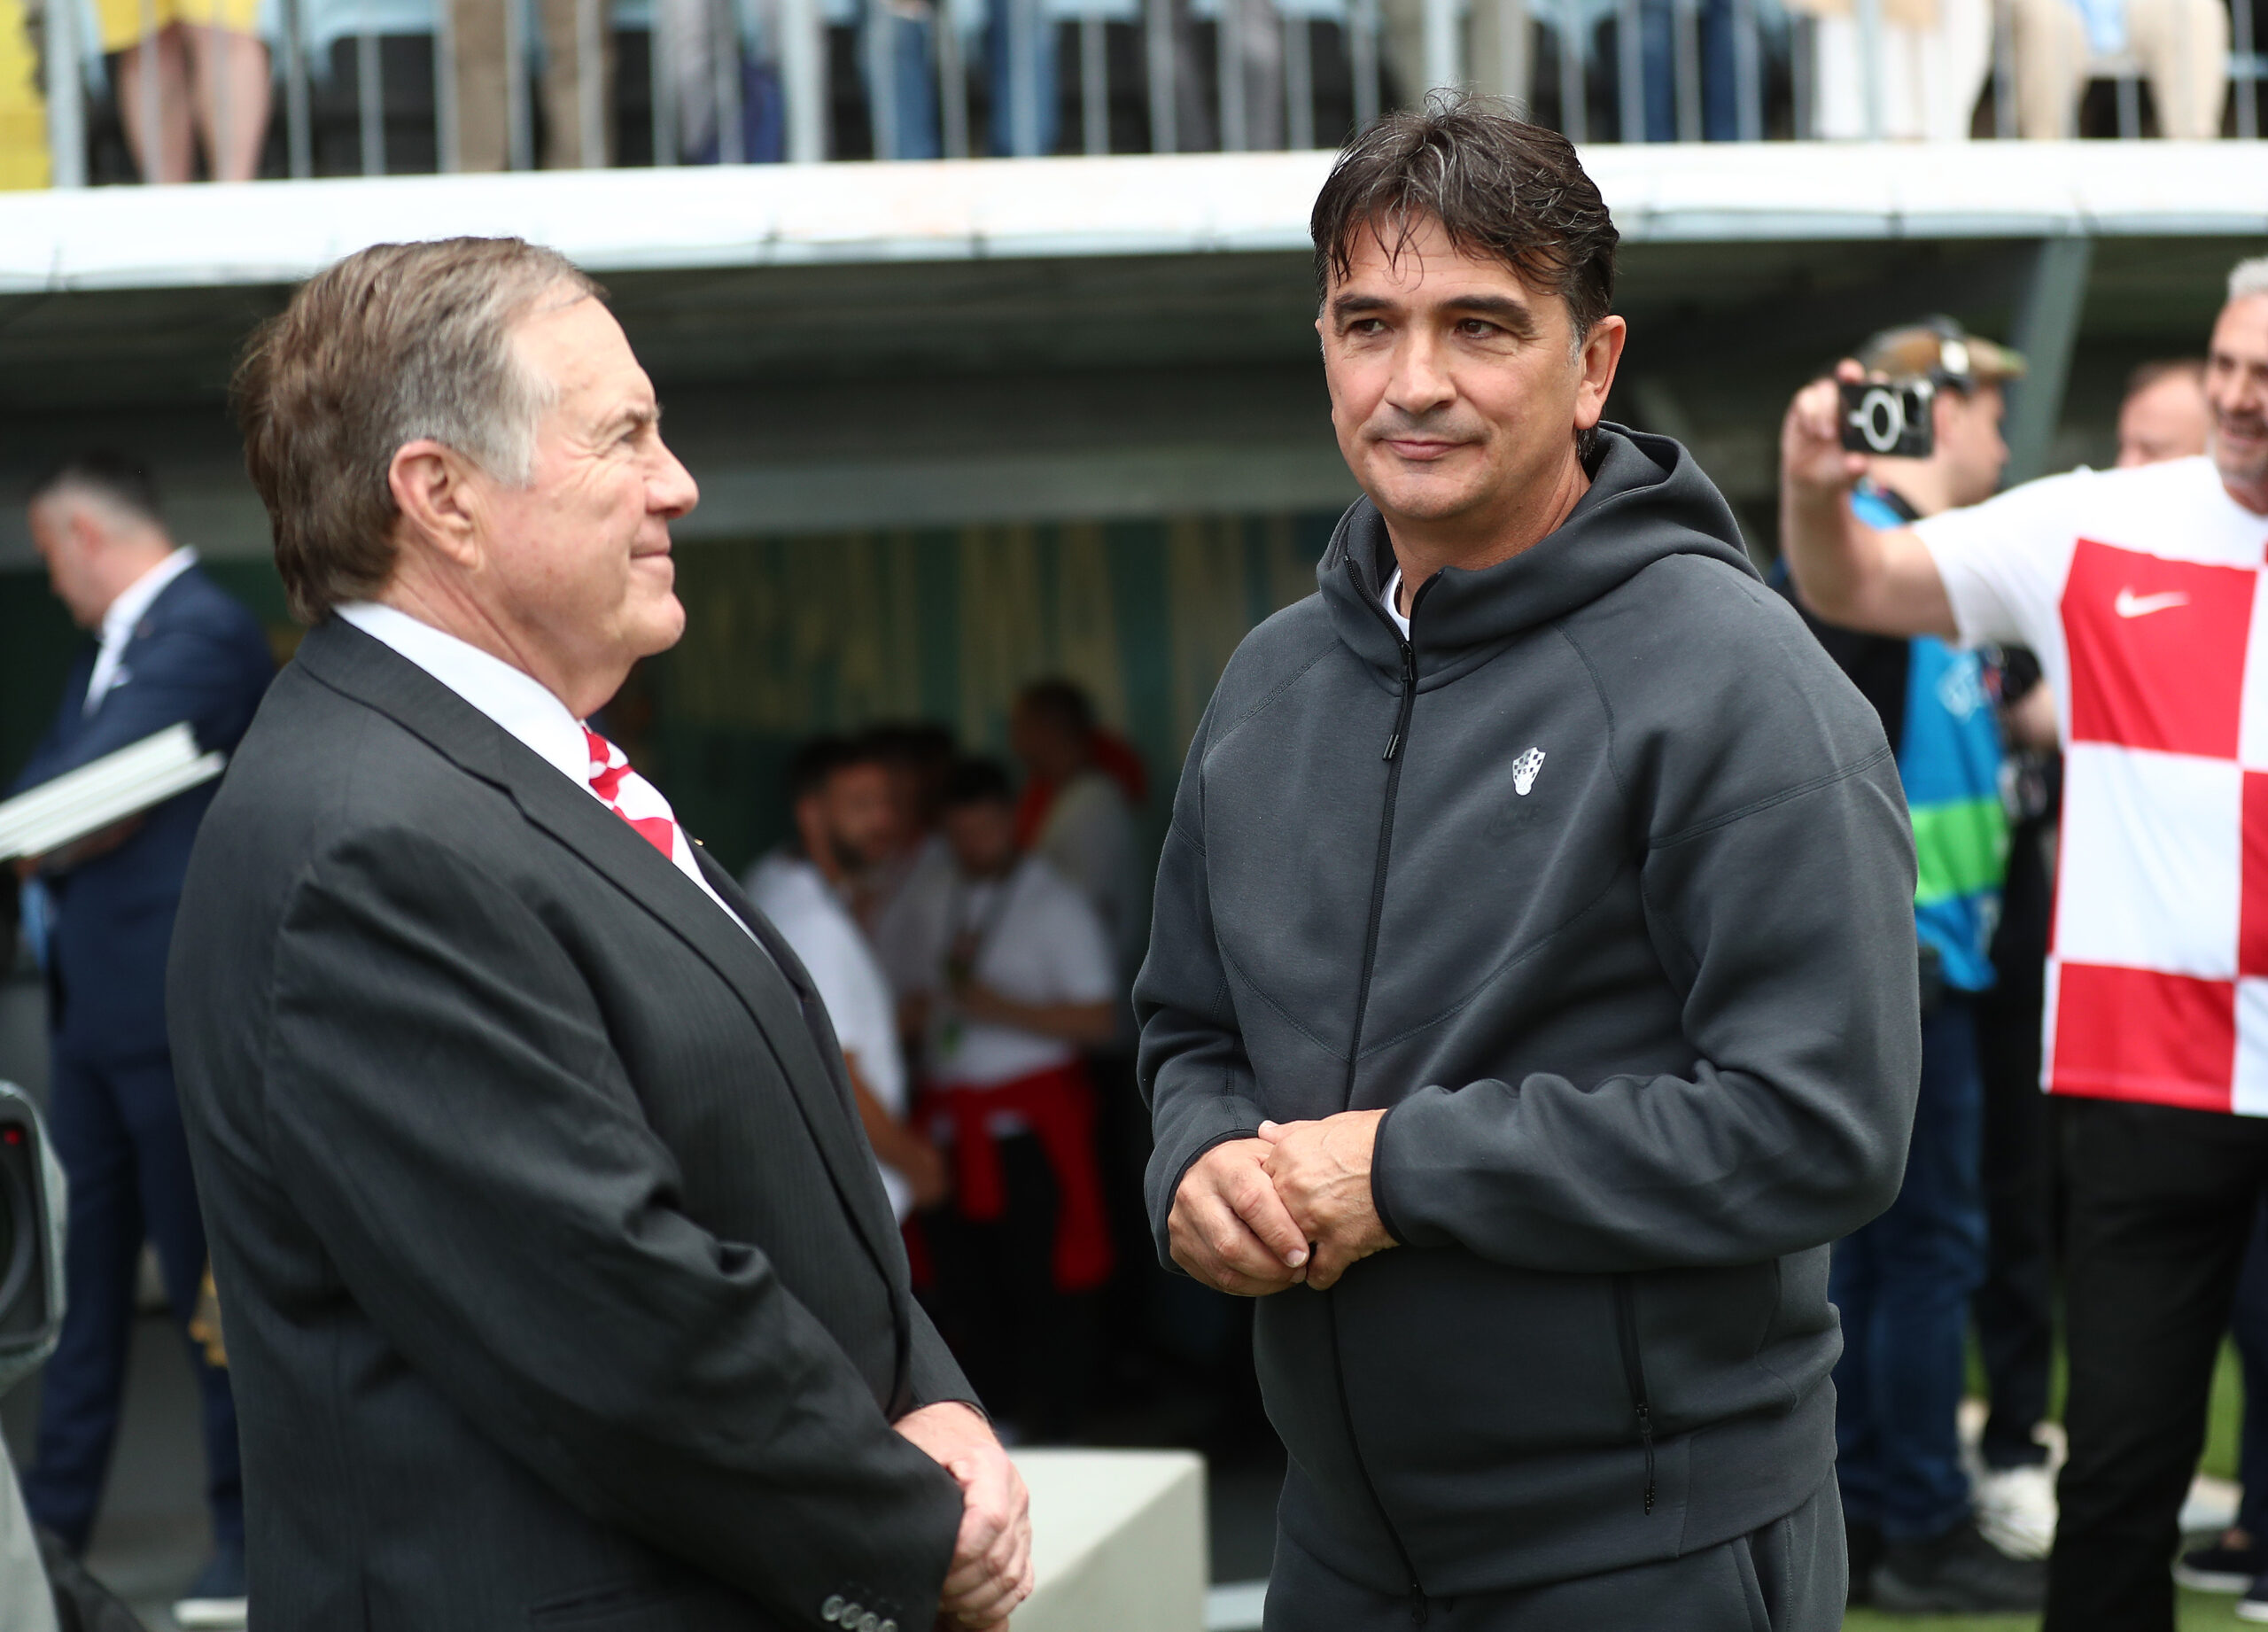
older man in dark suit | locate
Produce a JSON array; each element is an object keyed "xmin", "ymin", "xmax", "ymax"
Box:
[
  {"xmin": 10, "ymin": 453, "xmax": 272, "ymax": 1628},
  {"xmin": 167, "ymin": 237, "xmax": 1031, "ymax": 1632}
]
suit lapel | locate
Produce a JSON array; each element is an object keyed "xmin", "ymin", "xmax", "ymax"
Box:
[{"xmin": 293, "ymin": 621, "xmax": 903, "ymax": 1278}]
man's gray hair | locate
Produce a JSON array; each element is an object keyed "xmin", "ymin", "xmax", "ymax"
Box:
[
  {"xmin": 2231, "ymin": 256, "xmax": 2268, "ymax": 304},
  {"xmin": 234, "ymin": 237, "xmax": 601, "ymax": 624}
]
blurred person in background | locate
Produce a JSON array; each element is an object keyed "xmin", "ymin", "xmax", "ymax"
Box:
[
  {"xmin": 1789, "ymin": 0, "xmax": 1991, "ymax": 138},
  {"xmin": 866, "ymin": 720, "xmax": 959, "ymax": 995},
  {"xmin": 905, "ymin": 758, "xmax": 1117, "ymax": 1441},
  {"xmin": 1008, "ymin": 678, "xmax": 1141, "ymax": 991},
  {"xmin": 746, "ymin": 735, "xmax": 948, "ymax": 1220},
  {"xmin": 2118, "ymin": 358, "xmax": 2213, "ymax": 467},
  {"xmin": 449, "ymin": 0, "xmax": 609, "ymax": 169},
  {"xmin": 9, "ymin": 453, "xmax": 272, "ymax": 1630},
  {"xmin": 1776, "ymin": 319, "xmax": 2048, "ymax": 1612},
  {"xmin": 101, "ymin": 0, "xmax": 271, "ymax": 182},
  {"xmin": 1780, "ymin": 255, "xmax": 2268, "ymax": 1632},
  {"xmin": 2009, "ymin": 0, "xmax": 2225, "ymax": 136}
]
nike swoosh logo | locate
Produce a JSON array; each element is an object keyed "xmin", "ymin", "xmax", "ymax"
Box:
[{"xmin": 2115, "ymin": 588, "xmax": 2191, "ymax": 618}]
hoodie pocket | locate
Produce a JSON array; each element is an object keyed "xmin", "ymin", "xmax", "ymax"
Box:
[{"xmin": 1613, "ymin": 1274, "xmax": 1657, "ymax": 1517}]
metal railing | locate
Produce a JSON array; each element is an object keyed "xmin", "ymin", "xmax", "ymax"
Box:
[{"xmin": 27, "ymin": 0, "xmax": 2264, "ymax": 185}]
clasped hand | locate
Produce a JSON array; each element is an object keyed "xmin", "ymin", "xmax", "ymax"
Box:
[
  {"xmin": 1167, "ymin": 1109, "xmax": 1394, "ymax": 1296},
  {"xmin": 893, "ymin": 1403, "xmax": 1034, "ymax": 1629}
]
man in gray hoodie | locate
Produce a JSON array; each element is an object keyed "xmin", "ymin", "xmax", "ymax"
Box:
[{"xmin": 1137, "ymin": 99, "xmax": 1922, "ymax": 1629}]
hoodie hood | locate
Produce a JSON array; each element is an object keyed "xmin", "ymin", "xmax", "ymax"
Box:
[{"xmin": 1319, "ymin": 424, "xmax": 1759, "ymax": 688}]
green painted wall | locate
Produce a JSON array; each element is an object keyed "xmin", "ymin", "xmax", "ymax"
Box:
[{"xmin": 3, "ymin": 514, "xmax": 1339, "ymax": 879}]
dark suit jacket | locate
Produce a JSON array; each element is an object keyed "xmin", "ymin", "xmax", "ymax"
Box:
[
  {"xmin": 8, "ymin": 564, "xmax": 273, "ymax": 1061},
  {"xmin": 167, "ymin": 619, "xmax": 971, "ymax": 1632}
]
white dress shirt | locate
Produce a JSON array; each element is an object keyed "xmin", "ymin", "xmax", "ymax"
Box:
[
  {"xmin": 336, "ymin": 601, "xmax": 754, "ymax": 940},
  {"xmin": 85, "ymin": 547, "xmax": 198, "ymax": 714}
]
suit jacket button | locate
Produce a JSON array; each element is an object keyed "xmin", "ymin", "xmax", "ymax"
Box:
[
  {"xmin": 821, "ymin": 1596, "xmax": 844, "ymax": 1621},
  {"xmin": 838, "ymin": 1604, "xmax": 861, "ymax": 1627},
  {"xmin": 879, "ymin": 1622, "xmax": 897, "ymax": 1632},
  {"xmin": 858, "ymin": 1616, "xmax": 879, "ymax": 1632}
]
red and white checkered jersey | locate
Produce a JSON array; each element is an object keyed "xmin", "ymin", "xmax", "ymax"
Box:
[{"xmin": 1914, "ymin": 455, "xmax": 2268, "ymax": 1115}]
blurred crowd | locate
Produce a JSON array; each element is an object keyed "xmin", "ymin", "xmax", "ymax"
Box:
[{"xmin": 0, "ymin": 0, "xmax": 2259, "ymax": 190}]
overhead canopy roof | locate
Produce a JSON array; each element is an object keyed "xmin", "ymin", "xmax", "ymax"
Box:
[{"xmin": 2, "ymin": 140, "xmax": 2264, "ymax": 294}]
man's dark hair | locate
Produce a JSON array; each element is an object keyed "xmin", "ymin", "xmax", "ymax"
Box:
[
  {"xmin": 27, "ymin": 452, "xmax": 166, "ymax": 530},
  {"xmin": 861, "ymin": 720, "xmax": 958, "ymax": 771},
  {"xmin": 784, "ymin": 734, "xmax": 886, "ymax": 804},
  {"xmin": 1014, "ymin": 678, "xmax": 1096, "ymax": 739},
  {"xmin": 1309, "ymin": 95, "xmax": 1619, "ymax": 344},
  {"xmin": 941, "ymin": 757, "xmax": 1014, "ymax": 811}
]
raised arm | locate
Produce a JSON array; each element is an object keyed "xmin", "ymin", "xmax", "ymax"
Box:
[{"xmin": 1780, "ymin": 366, "xmax": 1961, "ymax": 640}]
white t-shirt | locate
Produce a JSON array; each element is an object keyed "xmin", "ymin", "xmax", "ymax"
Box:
[
  {"xmin": 745, "ymin": 851, "xmax": 914, "ymax": 1220},
  {"xmin": 1380, "ymin": 565, "xmax": 1410, "ymax": 639},
  {"xmin": 899, "ymin": 854, "xmax": 1116, "ymax": 1091},
  {"xmin": 1912, "ymin": 455, "xmax": 2268, "ymax": 1115},
  {"xmin": 1030, "ymin": 769, "xmax": 1142, "ymax": 989}
]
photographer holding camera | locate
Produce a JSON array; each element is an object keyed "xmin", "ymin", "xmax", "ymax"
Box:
[
  {"xmin": 1778, "ymin": 319, "xmax": 2048, "ymax": 1613},
  {"xmin": 1781, "ymin": 258, "xmax": 2268, "ymax": 1632}
]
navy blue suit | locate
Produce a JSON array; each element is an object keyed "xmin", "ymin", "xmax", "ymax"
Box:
[{"xmin": 7, "ymin": 562, "xmax": 273, "ymax": 1555}]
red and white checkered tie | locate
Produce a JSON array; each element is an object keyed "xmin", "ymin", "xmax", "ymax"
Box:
[{"xmin": 582, "ymin": 727, "xmax": 680, "ymax": 862}]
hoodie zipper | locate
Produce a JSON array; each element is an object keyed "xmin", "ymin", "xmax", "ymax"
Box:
[
  {"xmin": 1327, "ymin": 568, "xmax": 1436, "ymax": 1624},
  {"xmin": 1612, "ymin": 1276, "xmax": 1658, "ymax": 1516}
]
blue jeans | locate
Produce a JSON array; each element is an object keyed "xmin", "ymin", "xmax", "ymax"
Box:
[
  {"xmin": 987, "ymin": 0, "xmax": 1057, "ymax": 155},
  {"xmin": 1833, "ymin": 995, "xmax": 1989, "ymax": 1544},
  {"xmin": 1638, "ymin": 0, "xmax": 1743, "ymax": 139},
  {"xmin": 864, "ymin": 3, "xmax": 942, "ymax": 158},
  {"xmin": 23, "ymin": 1049, "xmax": 242, "ymax": 1555}
]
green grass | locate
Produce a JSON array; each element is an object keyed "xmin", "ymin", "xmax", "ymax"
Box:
[{"xmin": 1843, "ymin": 1342, "xmax": 2250, "ymax": 1628}]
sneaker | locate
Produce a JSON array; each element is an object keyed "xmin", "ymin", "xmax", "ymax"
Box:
[
  {"xmin": 1973, "ymin": 1463, "xmax": 2057, "ymax": 1560},
  {"xmin": 173, "ymin": 1545, "xmax": 248, "ymax": 1630},
  {"xmin": 1871, "ymin": 1519, "xmax": 2047, "ymax": 1614},
  {"xmin": 2239, "ymin": 1575, "xmax": 2268, "ymax": 1623},
  {"xmin": 2179, "ymin": 1533, "xmax": 2268, "ymax": 1594}
]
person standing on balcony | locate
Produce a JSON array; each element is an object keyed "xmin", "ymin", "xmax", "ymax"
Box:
[
  {"xmin": 99, "ymin": 0, "xmax": 270, "ymax": 181},
  {"xmin": 1142, "ymin": 99, "xmax": 1919, "ymax": 1628},
  {"xmin": 8, "ymin": 454, "xmax": 273, "ymax": 1630},
  {"xmin": 1787, "ymin": 0, "xmax": 1992, "ymax": 138},
  {"xmin": 449, "ymin": 0, "xmax": 609, "ymax": 169},
  {"xmin": 2008, "ymin": 0, "xmax": 2226, "ymax": 136},
  {"xmin": 1780, "ymin": 254, "xmax": 2268, "ymax": 1632}
]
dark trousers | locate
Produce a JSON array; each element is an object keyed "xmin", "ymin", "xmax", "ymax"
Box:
[
  {"xmin": 2044, "ymin": 1098, "xmax": 2268, "ymax": 1632},
  {"xmin": 1832, "ymin": 995, "xmax": 1989, "ymax": 1543},
  {"xmin": 22, "ymin": 1049, "xmax": 242, "ymax": 1555},
  {"xmin": 920, "ymin": 1131, "xmax": 1096, "ymax": 1438},
  {"xmin": 1264, "ymin": 1478, "xmax": 1845, "ymax": 1631},
  {"xmin": 1973, "ymin": 970, "xmax": 2057, "ymax": 1470},
  {"xmin": 2233, "ymin": 1202, "xmax": 2268, "ymax": 1537}
]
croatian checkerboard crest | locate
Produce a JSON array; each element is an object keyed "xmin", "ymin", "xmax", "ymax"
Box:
[{"xmin": 1512, "ymin": 747, "xmax": 1546, "ymax": 797}]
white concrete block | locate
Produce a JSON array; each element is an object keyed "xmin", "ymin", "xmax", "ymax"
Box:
[{"xmin": 1010, "ymin": 1449, "xmax": 1208, "ymax": 1632}]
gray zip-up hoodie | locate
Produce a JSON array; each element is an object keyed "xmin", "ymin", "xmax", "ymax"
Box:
[{"xmin": 1137, "ymin": 426, "xmax": 1921, "ymax": 1605}]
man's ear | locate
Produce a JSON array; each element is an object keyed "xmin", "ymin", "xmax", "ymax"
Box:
[
  {"xmin": 388, "ymin": 439, "xmax": 484, "ymax": 570},
  {"xmin": 1573, "ymin": 315, "xmax": 1629, "ymax": 432}
]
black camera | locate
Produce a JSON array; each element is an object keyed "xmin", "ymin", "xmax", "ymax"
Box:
[
  {"xmin": 0, "ymin": 1083, "xmax": 61, "ymax": 1393},
  {"xmin": 1839, "ymin": 378, "xmax": 1937, "ymax": 459}
]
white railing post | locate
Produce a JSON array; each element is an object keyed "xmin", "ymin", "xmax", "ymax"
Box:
[
  {"xmin": 43, "ymin": 0, "xmax": 86, "ymax": 184},
  {"xmin": 781, "ymin": 0, "xmax": 826, "ymax": 157}
]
